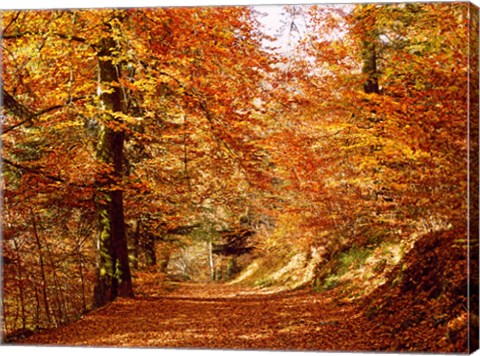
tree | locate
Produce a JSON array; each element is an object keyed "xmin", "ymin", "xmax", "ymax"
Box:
[
  {"xmin": 92, "ymin": 14, "xmax": 135, "ymax": 306},
  {"xmin": 2, "ymin": 6, "xmax": 274, "ymax": 312},
  {"xmin": 248, "ymin": 2, "xmax": 472, "ymax": 262}
]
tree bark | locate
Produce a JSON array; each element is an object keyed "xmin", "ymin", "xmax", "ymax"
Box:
[
  {"xmin": 76, "ymin": 245, "xmax": 87, "ymax": 314},
  {"xmin": 358, "ymin": 6, "xmax": 380, "ymax": 95},
  {"xmin": 12, "ymin": 239, "xmax": 27, "ymax": 330},
  {"xmin": 362, "ymin": 40, "xmax": 379, "ymax": 94},
  {"xmin": 144, "ymin": 235, "xmax": 157, "ymax": 267},
  {"xmin": 36, "ymin": 216, "xmax": 65, "ymax": 324},
  {"xmin": 31, "ymin": 213, "xmax": 52, "ymax": 326},
  {"xmin": 159, "ymin": 249, "xmax": 171, "ymax": 274},
  {"xmin": 133, "ymin": 219, "xmax": 141, "ymax": 270},
  {"xmin": 208, "ymin": 241, "xmax": 215, "ymax": 281},
  {"xmin": 93, "ymin": 35, "xmax": 134, "ymax": 308}
]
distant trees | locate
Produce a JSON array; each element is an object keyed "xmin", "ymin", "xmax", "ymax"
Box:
[{"xmin": 248, "ymin": 2, "xmax": 472, "ymax": 263}]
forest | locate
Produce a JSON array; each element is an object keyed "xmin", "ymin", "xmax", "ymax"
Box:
[{"xmin": 1, "ymin": 2, "xmax": 479, "ymax": 353}]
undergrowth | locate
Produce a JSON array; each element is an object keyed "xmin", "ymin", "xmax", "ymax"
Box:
[
  {"xmin": 314, "ymin": 245, "xmax": 372, "ymax": 292},
  {"xmin": 313, "ymin": 236, "xmax": 406, "ymax": 299}
]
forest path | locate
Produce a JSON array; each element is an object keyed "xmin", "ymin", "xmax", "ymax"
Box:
[{"xmin": 18, "ymin": 273, "xmax": 378, "ymax": 351}]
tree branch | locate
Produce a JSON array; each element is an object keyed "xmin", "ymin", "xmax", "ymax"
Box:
[
  {"xmin": 2, "ymin": 31, "xmax": 87, "ymax": 44},
  {"xmin": 2, "ymin": 87, "xmax": 88, "ymax": 134},
  {"xmin": 3, "ymin": 157, "xmax": 64, "ymax": 183},
  {"xmin": 3, "ymin": 157, "xmax": 91, "ymax": 188}
]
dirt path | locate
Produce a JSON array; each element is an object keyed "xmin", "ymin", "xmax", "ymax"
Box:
[{"xmin": 16, "ymin": 274, "xmax": 381, "ymax": 351}]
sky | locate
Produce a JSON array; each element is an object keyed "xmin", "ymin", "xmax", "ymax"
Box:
[{"xmin": 255, "ymin": 5, "xmax": 305, "ymax": 54}]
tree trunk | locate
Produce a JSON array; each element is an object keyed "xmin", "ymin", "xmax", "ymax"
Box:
[
  {"xmin": 358, "ymin": 6, "xmax": 379, "ymax": 95},
  {"xmin": 38, "ymin": 218, "xmax": 65, "ymax": 324},
  {"xmin": 208, "ymin": 241, "xmax": 215, "ymax": 281},
  {"xmin": 31, "ymin": 278, "xmax": 41, "ymax": 329},
  {"xmin": 31, "ymin": 213, "xmax": 52, "ymax": 326},
  {"xmin": 133, "ymin": 219, "xmax": 141, "ymax": 270},
  {"xmin": 159, "ymin": 249, "xmax": 171, "ymax": 274},
  {"xmin": 13, "ymin": 239, "xmax": 27, "ymax": 330},
  {"xmin": 144, "ymin": 235, "xmax": 157, "ymax": 267},
  {"xmin": 93, "ymin": 35, "xmax": 134, "ymax": 308},
  {"xmin": 362, "ymin": 40, "xmax": 379, "ymax": 94},
  {"xmin": 76, "ymin": 246, "xmax": 87, "ymax": 314}
]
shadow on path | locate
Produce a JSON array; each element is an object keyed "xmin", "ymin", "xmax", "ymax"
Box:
[{"xmin": 15, "ymin": 276, "xmax": 377, "ymax": 351}]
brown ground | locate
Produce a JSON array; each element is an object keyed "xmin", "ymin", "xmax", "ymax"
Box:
[
  {"xmin": 14, "ymin": 273, "xmax": 384, "ymax": 351},
  {"xmin": 10, "ymin": 229, "xmax": 473, "ymax": 352}
]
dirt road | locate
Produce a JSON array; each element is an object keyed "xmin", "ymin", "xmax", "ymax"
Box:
[{"xmin": 16, "ymin": 275, "xmax": 379, "ymax": 351}]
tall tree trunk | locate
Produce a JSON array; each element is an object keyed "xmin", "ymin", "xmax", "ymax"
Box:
[
  {"xmin": 144, "ymin": 235, "xmax": 157, "ymax": 267},
  {"xmin": 93, "ymin": 34, "xmax": 134, "ymax": 308},
  {"xmin": 31, "ymin": 278, "xmax": 41, "ymax": 329},
  {"xmin": 362, "ymin": 40, "xmax": 379, "ymax": 94},
  {"xmin": 133, "ymin": 219, "xmax": 141, "ymax": 270},
  {"xmin": 76, "ymin": 245, "xmax": 87, "ymax": 314},
  {"xmin": 208, "ymin": 241, "xmax": 215, "ymax": 281},
  {"xmin": 37, "ymin": 217, "xmax": 65, "ymax": 324},
  {"xmin": 12, "ymin": 239, "xmax": 26, "ymax": 330},
  {"xmin": 31, "ymin": 213, "xmax": 52, "ymax": 326},
  {"xmin": 159, "ymin": 248, "xmax": 171, "ymax": 274},
  {"xmin": 358, "ymin": 6, "xmax": 380, "ymax": 95}
]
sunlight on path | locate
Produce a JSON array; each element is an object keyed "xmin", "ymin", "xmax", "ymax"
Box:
[{"xmin": 17, "ymin": 277, "xmax": 378, "ymax": 351}]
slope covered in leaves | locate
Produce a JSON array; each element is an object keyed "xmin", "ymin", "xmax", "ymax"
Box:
[{"xmin": 360, "ymin": 228, "xmax": 477, "ymax": 352}]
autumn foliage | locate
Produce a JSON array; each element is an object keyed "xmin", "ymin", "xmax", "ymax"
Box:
[{"xmin": 1, "ymin": 2, "xmax": 478, "ymax": 353}]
